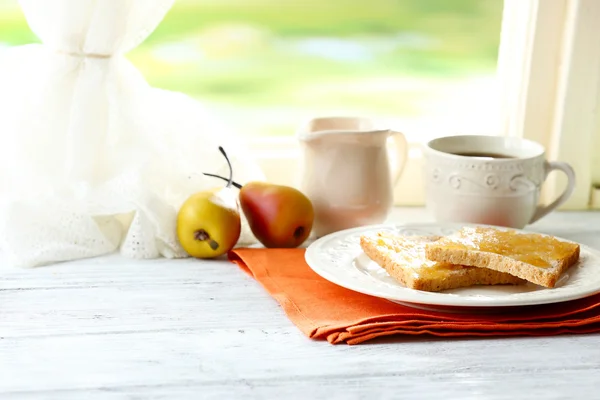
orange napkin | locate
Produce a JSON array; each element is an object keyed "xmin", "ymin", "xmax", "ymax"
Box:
[{"xmin": 228, "ymin": 248, "xmax": 600, "ymax": 345}]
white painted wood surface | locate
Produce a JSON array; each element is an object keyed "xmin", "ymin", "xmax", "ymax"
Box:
[{"xmin": 2, "ymin": 208, "xmax": 600, "ymax": 399}]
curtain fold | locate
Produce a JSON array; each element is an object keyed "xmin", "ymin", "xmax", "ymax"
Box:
[{"xmin": 0, "ymin": 0, "xmax": 264, "ymax": 268}]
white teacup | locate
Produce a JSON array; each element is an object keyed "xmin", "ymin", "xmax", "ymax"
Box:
[{"xmin": 422, "ymin": 135, "xmax": 576, "ymax": 229}]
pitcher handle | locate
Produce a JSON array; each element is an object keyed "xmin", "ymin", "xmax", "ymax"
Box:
[
  {"xmin": 389, "ymin": 130, "xmax": 408, "ymax": 186},
  {"xmin": 529, "ymin": 161, "xmax": 576, "ymax": 224}
]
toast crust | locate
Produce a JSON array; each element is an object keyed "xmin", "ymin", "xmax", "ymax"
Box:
[
  {"xmin": 424, "ymin": 227, "xmax": 580, "ymax": 288},
  {"xmin": 360, "ymin": 233, "xmax": 524, "ymax": 292}
]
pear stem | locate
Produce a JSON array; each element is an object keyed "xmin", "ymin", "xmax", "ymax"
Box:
[
  {"xmin": 202, "ymin": 173, "xmax": 243, "ymax": 189},
  {"xmin": 218, "ymin": 146, "xmax": 234, "ymax": 188}
]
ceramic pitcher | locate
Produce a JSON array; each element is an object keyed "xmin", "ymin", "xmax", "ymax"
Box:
[{"xmin": 298, "ymin": 116, "xmax": 408, "ymax": 237}]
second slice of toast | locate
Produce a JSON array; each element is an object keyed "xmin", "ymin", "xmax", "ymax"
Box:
[
  {"xmin": 424, "ymin": 226, "xmax": 580, "ymax": 288},
  {"xmin": 360, "ymin": 232, "xmax": 524, "ymax": 292}
]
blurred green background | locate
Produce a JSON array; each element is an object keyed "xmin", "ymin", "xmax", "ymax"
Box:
[{"xmin": 0, "ymin": 0, "xmax": 503, "ymax": 138}]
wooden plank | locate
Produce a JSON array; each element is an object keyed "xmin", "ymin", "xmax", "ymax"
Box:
[{"xmin": 1, "ymin": 209, "xmax": 600, "ymax": 398}]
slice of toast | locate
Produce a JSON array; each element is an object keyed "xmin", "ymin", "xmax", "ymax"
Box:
[
  {"xmin": 424, "ymin": 226, "xmax": 580, "ymax": 288},
  {"xmin": 360, "ymin": 232, "xmax": 525, "ymax": 292}
]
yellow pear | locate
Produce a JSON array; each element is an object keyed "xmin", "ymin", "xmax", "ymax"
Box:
[
  {"xmin": 176, "ymin": 147, "xmax": 241, "ymax": 258},
  {"xmin": 177, "ymin": 187, "xmax": 241, "ymax": 258}
]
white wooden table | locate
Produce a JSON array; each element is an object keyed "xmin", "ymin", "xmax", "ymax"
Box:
[{"xmin": 2, "ymin": 208, "xmax": 600, "ymax": 399}]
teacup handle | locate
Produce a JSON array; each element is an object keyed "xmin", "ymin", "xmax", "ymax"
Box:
[
  {"xmin": 389, "ymin": 130, "xmax": 408, "ymax": 186},
  {"xmin": 529, "ymin": 161, "xmax": 576, "ymax": 224}
]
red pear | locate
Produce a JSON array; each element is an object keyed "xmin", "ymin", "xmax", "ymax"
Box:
[{"xmin": 239, "ymin": 182, "xmax": 314, "ymax": 248}]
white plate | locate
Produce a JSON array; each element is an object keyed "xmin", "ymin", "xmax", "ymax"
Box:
[{"xmin": 304, "ymin": 223, "xmax": 600, "ymax": 310}]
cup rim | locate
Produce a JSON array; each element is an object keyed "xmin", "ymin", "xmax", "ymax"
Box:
[{"xmin": 424, "ymin": 134, "xmax": 545, "ymax": 161}]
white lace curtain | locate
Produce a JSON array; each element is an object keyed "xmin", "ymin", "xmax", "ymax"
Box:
[{"xmin": 0, "ymin": 0, "xmax": 264, "ymax": 268}]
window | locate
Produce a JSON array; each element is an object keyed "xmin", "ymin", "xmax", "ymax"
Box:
[
  {"xmin": 131, "ymin": 0, "xmax": 504, "ymax": 144},
  {"xmin": 1, "ymin": 0, "xmax": 598, "ymax": 209},
  {"xmin": 128, "ymin": 0, "xmax": 507, "ymax": 206}
]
